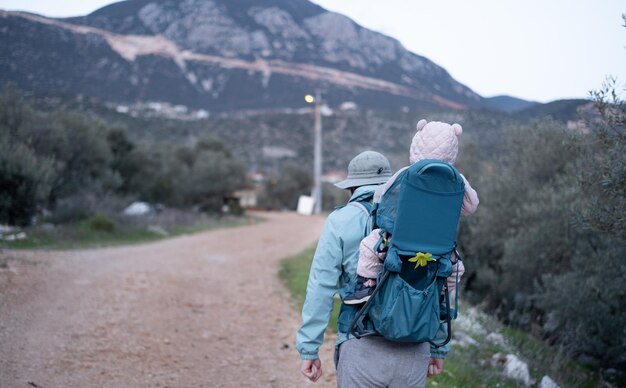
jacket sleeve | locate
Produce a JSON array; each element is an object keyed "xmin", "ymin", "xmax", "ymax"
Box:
[
  {"xmin": 296, "ymin": 215, "xmax": 344, "ymax": 360},
  {"xmin": 460, "ymin": 174, "xmax": 479, "ymax": 216},
  {"xmin": 430, "ymin": 323, "xmax": 451, "ymax": 359}
]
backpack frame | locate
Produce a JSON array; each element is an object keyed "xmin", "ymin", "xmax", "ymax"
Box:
[{"xmin": 346, "ymin": 159, "xmax": 465, "ymax": 347}]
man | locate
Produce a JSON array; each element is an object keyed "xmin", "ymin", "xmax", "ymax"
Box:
[{"xmin": 296, "ymin": 151, "xmax": 448, "ymax": 387}]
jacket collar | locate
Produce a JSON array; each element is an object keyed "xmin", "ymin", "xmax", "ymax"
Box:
[{"xmin": 348, "ymin": 185, "xmax": 378, "ymax": 203}]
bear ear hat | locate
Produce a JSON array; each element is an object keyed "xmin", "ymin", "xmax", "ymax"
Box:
[
  {"xmin": 452, "ymin": 123, "xmax": 462, "ymax": 136},
  {"xmin": 416, "ymin": 119, "xmax": 428, "ymax": 131}
]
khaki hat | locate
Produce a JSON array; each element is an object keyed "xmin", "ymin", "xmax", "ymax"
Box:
[{"xmin": 334, "ymin": 151, "xmax": 392, "ymax": 189}]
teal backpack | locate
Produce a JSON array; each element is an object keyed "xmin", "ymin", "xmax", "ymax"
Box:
[{"xmin": 340, "ymin": 159, "xmax": 465, "ymax": 347}]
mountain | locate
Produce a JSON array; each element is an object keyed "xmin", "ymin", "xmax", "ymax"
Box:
[
  {"xmin": 513, "ymin": 99, "xmax": 590, "ymax": 122},
  {"xmin": 0, "ymin": 0, "xmax": 484, "ymax": 112},
  {"xmin": 485, "ymin": 95, "xmax": 539, "ymax": 113}
]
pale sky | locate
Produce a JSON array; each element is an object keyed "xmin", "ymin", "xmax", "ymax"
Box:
[{"xmin": 1, "ymin": 0, "xmax": 624, "ymax": 102}]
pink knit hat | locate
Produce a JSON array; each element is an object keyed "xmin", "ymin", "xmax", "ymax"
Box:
[{"xmin": 409, "ymin": 119, "xmax": 463, "ymax": 164}]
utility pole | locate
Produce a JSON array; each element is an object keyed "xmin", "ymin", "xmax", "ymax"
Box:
[
  {"xmin": 313, "ymin": 90, "xmax": 323, "ymax": 214},
  {"xmin": 305, "ymin": 90, "xmax": 323, "ymax": 214}
]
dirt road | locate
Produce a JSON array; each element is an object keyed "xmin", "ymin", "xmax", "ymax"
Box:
[{"xmin": 0, "ymin": 212, "xmax": 339, "ymax": 388}]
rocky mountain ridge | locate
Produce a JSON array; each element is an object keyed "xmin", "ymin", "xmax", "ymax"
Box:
[{"xmin": 1, "ymin": 0, "xmax": 483, "ymax": 111}]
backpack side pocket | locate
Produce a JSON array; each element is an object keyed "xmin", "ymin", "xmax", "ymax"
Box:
[{"xmin": 372, "ymin": 273, "xmax": 441, "ymax": 342}]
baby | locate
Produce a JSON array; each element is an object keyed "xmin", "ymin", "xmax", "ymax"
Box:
[{"xmin": 344, "ymin": 119, "xmax": 479, "ymax": 305}]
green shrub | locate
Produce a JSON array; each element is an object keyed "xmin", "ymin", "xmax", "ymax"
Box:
[
  {"xmin": 88, "ymin": 214, "xmax": 116, "ymax": 232},
  {"xmin": 259, "ymin": 163, "xmax": 312, "ymax": 210},
  {"xmin": 45, "ymin": 196, "xmax": 94, "ymax": 224},
  {"xmin": 0, "ymin": 138, "xmax": 55, "ymax": 226},
  {"xmin": 462, "ymin": 115, "xmax": 626, "ymax": 369},
  {"xmin": 179, "ymin": 137, "xmax": 247, "ymax": 211}
]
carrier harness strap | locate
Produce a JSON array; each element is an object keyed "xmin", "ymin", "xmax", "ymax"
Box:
[
  {"xmin": 429, "ymin": 280, "xmax": 453, "ymax": 348},
  {"xmin": 336, "ymin": 198, "xmax": 375, "ymax": 337},
  {"xmin": 347, "ymin": 200, "xmax": 373, "ymax": 237},
  {"xmin": 450, "ymin": 248, "xmax": 462, "ymax": 320},
  {"xmin": 348, "ymin": 270, "xmax": 390, "ymax": 339}
]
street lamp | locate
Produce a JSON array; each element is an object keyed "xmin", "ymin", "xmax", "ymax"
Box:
[{"xmin": 304, "ymin": 91, "xmax": 322, "ymax": 214}]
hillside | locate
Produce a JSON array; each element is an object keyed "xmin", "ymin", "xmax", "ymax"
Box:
[
  {"xmin": 0, "ymin": 0, "xmax": 483, "ymax": 112},
  {"xmin": 24, "ymin": 90, "xmax": 521, "ymax": 176},
  {"xmin": 485, "ymin": 95, "xmax": 539, "ymax": 113},
  {"xmin": 514, "ymin": 98, "xmax": 591, "ymax": 122}
]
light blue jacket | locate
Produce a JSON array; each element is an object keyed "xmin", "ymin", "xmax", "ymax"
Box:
[{"xmin": 295, "ymin": 185, "xmax": 450, "ymax": 360}]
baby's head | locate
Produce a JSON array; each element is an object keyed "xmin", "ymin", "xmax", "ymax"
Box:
[{"xmin": 409, "ymin": 119, "xmax": 463, "ymax": 164}]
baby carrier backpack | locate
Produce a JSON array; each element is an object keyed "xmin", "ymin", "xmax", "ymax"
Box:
[{"xmin": 343, "ymin": 159, "xmax": 465, "ymax": 347}]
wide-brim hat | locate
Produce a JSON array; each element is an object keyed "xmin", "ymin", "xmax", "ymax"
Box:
[{"xmin": 334, "ymin": 151, "xmax": 392, "ymax": 189}]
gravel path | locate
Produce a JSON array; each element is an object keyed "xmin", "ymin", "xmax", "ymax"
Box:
[{"xmin": 0, "ymin": 212, "xmax": 338, "ymax": 388}]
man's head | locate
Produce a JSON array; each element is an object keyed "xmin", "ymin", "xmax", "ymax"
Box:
[{"xmin": 334, "ymin": 151, "xmax": 392, "ymax": 190}]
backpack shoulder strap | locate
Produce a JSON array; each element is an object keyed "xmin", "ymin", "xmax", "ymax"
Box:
[
  {"xmin": 348, "ymin": 200, "xmax": 371, "ymax": 215},
  {"xmin": 348, "ymin": 199, "xmax": 373, "ymax": 237},
  {"xmin": 337, "ymin": 196, "xmax": 375, "ymax": 335}
]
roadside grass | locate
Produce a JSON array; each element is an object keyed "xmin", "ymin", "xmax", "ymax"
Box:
[
  {"xmin": 0, "ymin": 214, "xmax": 258, "ymax": 250},
  {"xmin": 279, "ymin": 243, "xmax": 341, "ymax": 332},
  {"xmin": 428, "ymin": 343, "xmax": 518, "ymax": 388},
  {"xmin": 280, "ymin": 244, "xmax": 602, "ymax": 388},
  {"xmin": 427, "ymin": 307, "xmax": 600, "ymax": 388},
  {"xmin": 499, "ymin": 326, "xmax": 600, "ymax": 388}
]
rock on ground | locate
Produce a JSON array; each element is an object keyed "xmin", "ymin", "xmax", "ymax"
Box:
[
  {"xmin": 491, "ymin": 353, "xmax": 531, "ymax": 386},
  {"xmin": 539, "ymin": 375, "xmax": 560, "ymax": 388}
]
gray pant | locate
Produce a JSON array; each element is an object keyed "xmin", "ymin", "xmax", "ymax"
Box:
[{"xmin": 335, "ymin": 337, "xmax": 430, "ymax": 388}]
